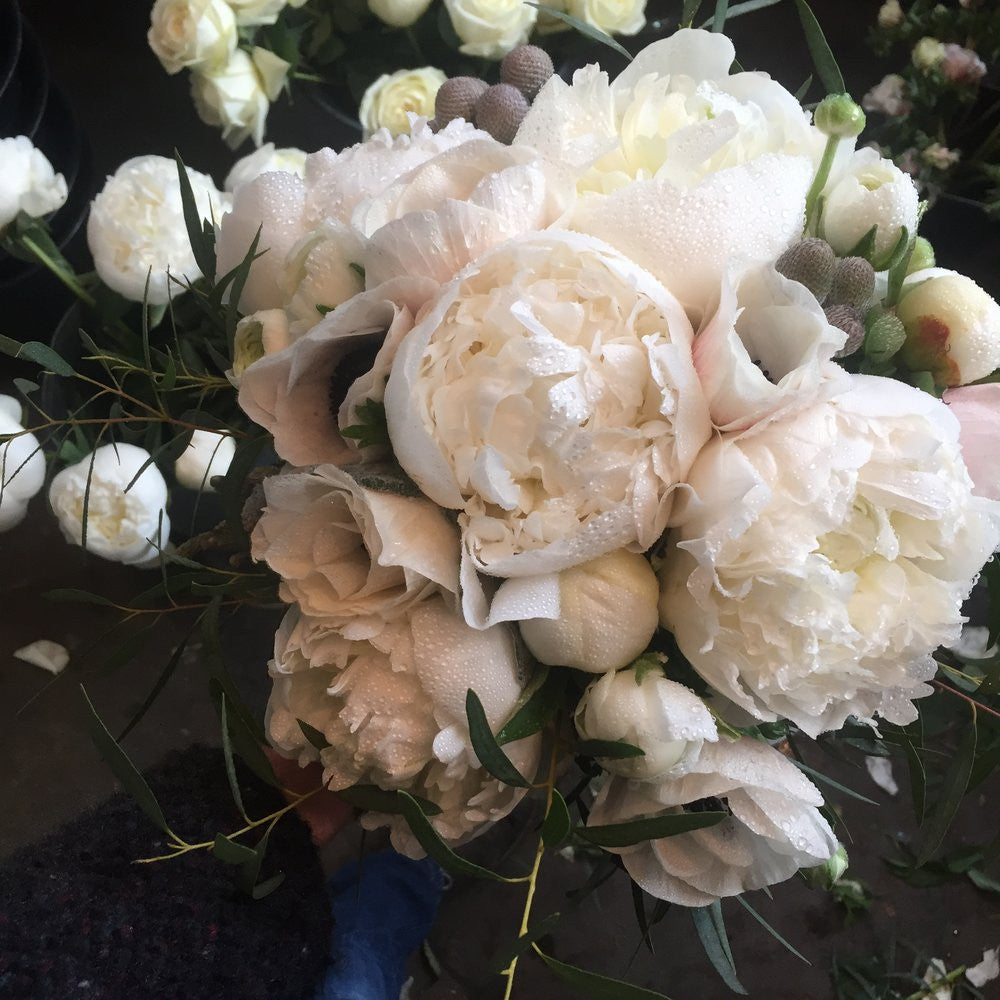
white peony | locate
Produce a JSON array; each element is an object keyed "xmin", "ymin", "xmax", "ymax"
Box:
[
  {"xmin": 174, "ymin": 429, "xmax": 235, "ymax": 491},
  {"xmin": 48, "ymin": 443, "xmax": 171, "ymax": 567},
  {"xmin": 516, "ymin": 28, "xmax": 823, "ymax": 314},
  {"xmin": 385, "ymin": 230, "xmax": 711, "ymax": 628},
  {"xmin": 250, "ymin": 462, "xmax": 461, "ymax": 639},
  {"xmin": 568, "ymin": 0, "xmax": 645, "ymax": 36},
  {"xmin": 368, "ymin": 0, "xmax": 433, "ymax": 27},
  {"xmin": 266, "ymin": 600, "xmax": 540, "ymax": 854},
  {"xmin": 147, "ymin": 0, "xmax": 237, "ymax": 75},
  {"xmin": 358, "ymin": 67, "xmax": 447, "ymax": 139},
  {"xmin": 224, "ymin": 142, "xmax": 307, "ymax": 192},
  {"xmin": 0, "ymin": 397, "xmax": 46, "ymax": 531},
  {"xmin": 659, "ymin": 376, "xmax": 1000, "ymax": 737},
  {"xmin": 191, "ymin": 47, "xmax": 289, "ymax": 148},
  {"xmin": 821, "ymin": 147, "xmax": 920, "ymax": 268},
  {"xmin": 87, "ymin": 155, "xmax": 228, "ymax": 305},
  {"xmin": 588, "ymin": 738, "xmax": 838, "ymax": 906},
  {"xmin": 575, "ymin": 668, "xmax": 717, "ymax": 780},
  {"xmin": 0, "ymin": 136, "xmax": 68, "ymax": 228},
  {"xmin": 443, "ymin": 0, "xmax": 538, "ymax": 60}
]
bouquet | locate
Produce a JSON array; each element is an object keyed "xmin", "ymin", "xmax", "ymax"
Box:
[{"xmin": 3, "ymin": 6, "xmax": 1000, "ymax": 996}]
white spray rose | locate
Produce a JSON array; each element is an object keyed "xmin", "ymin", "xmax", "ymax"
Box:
[
  {"xmin": 174, "ymin": 429, "xmax": 235, "ymax": 491},
  {"xmin": 266, "ymin": 600, "xmax": 541, "ymax": 855},
  {"xmin": 0, "ymin": 136, "xmax": 67, "ymax": 228},
  {"xmin": 821, "ymin": 147, "xmax": 919, "ymax": 268},
  {"xmin": 87, "ymin": 155, "xmax": 228, "ymax": 305},
  {"xmin": 369, "ymin": 0, "xmax": 434, "ymax": 29},
  {"xmin": 191, "ymin": 47, "xmax": 289, "ymax": 148},
  {"xmin": 358, "ymin": 67, "xmax": 447, "ymax": 139},
  {"xmin": 147, "ymin": 0, "xmax": 236, "ymax": 75},
  {"xmin": 224, "ymin": 142, "xmax": 307, "ymax": 192},
  {"xmin": 385, "ymin": 230, "xmax": 711, "ymax": 627},
  {"xmin": 575, "ymin": 668, "xmax": 718, "ymax": 780},
  {"xmin": 519, "ymin": 550, "xmax": 660, "ymax": 673},
  {"xmin": 48, "ymin": 443, "xmax": 171, "ymax": 567},
  {"xmin": 897, "ymin": 269, "xmax": 1000, "ymax": 387},
  {"xmin": 516, "ymin": 29, "xmax": 822, "ymax": 313},
  {"xmin": 250, "ymin": 462, "xmax": 461, "ymax": 639},
  {"xmin": 443, "ymin": 0, "xmax": 538, "ymax": 60},
  {"xmin": 229, "ymin": 307, "xmax": 291, "ymax": 384},
  {"xmin": 589, "ymin": 738, "xmax": 838, "ymax": 906},
  {"xmin": 226, "ymin": 0, "xmax": 305, "ymax": 26},
  {"xmin": 567, "ymin": 0, "xmax": 645, "ymax": 36},
  {"xmin": 0, "ymin": 398, "xmax": 45, "ymax": 532},
  {"xmin": 659, "ymin": 376, "xmax": 1000, "ymax": 737}
]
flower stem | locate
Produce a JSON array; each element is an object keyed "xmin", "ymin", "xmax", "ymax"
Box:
[
  {"xmin": 804, "ymin": 134, "xmax": 839, "ymax": 234},
  {"xmin": 904, "ymin": 966, "xmax": 966, "ymax": 1000},
  {"xmin": 20, "ymin": 235, "xmax": 98, "ymax": 309}
]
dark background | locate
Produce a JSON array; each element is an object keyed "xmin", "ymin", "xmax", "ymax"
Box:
[{"xmin": 2, "ymin": 1, "xmax": 998, "ymax": 997}]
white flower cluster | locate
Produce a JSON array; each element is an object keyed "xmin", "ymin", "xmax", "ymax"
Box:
[
  {"xmin": 0, "ymin": 136, "xmax": 67, "ymax": 229},
  {"xmin": 215, "ymin": 29, "xmax": 1000, "ymax": 899}
]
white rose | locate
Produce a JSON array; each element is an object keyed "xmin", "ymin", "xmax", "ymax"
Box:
[
  {"xmin": 822, "ymin": 147, "xmax": 920, "ymax": 268},
  {"xmin": 516, "ymin": 28, "xmax": 823, "ymax": 313},
  {"xmin": 443, "ymin": 0, "xmax": 537, "ymax": 60},
  {"xmin": 877, "ymin": 0, "xmax": 903, "ymax": 29},
  {"xmin": 588, "ymin": 738, "xmax": 838, "ymax": 906},
  {"xmin": 229, "ymin": 308, "xmax": 291, "ymax": 384},
  {"xmin": 897, "ymin": 269, "xmax": 1000, "ymax": 387},
  {"xmin": 266, "ymin": 599, "xmax": 541, "ymax": 854},
  {"xmin": 87, "ymin": 155, "xmax": 228, "ymax": 305},
  {"xmin": 226, "ymin": 0, "xmax": 304, "ymax": 26},
  {"xmin": 519, "ymin": 550, "xmax": 660, "ymax": 673},
  {"xmin": 174, "ymin": 429, "xmax": 235, "ymax": 491},
  {"xmin": 574, "ymin": 668, "xmax": 717, "ymax": 780},
  {"xmin": 251, "ymin": 462, "xmax": 461, "ymax": 638},
  {"xmin": 368, "ymin": 0, "xmax": 434, "ymax": 29},
  {"xmin": 359, "ymin": 67, "xmax": 447, "ymax": 139},
  {"xmin": 567, "ymin": 0, "xmax": 645, "ymax": 36},
  {"xmin": 191, "ymin": 47, "xmax": 289, "ymax": 148},
  {"xmin": 659, "ymin": 376, "xmax": 1000, "ymax": 737},
  {"xmin": 147, "ymin": 0, "xmax": 236, "ymax": 75},
  {"xmin": 0, "ymin": 136, "xmax": 67, "ymax": 228},
  {"xmin": 48, "ymin": 443, "xmax": 171, "ymax": 567},
  {"xmin": 0, "ymin": 397, "xmax": 45, "ymax": 531},
  {"xmin": 224, "ymin": 142, "xmax": 307, "ymax": 192},
  {"xmin": 385, "ymin": 230, "xmax": 711, "ymax": 628}
]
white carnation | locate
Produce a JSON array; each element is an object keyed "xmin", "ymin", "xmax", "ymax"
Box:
[
  {"xmin": 589, "ymin": 738, "xmax": 838, "ymax": 906},
  {"xmin": 0, "ymin": 136, "xmax": 68, "ymax": 228},
  {"xmin": 659, "ymin": 376, "xmax": 1000, "ymax": 737}
]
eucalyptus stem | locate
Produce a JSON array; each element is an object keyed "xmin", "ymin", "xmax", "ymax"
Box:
[{"xmin": 21, "ymin": 235, "xmax": 98, "ymax": 309}]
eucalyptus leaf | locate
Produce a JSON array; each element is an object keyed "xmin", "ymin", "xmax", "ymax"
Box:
[
  {"xmin": 576, "ymin": 739, "xmax": 645, "ymax": 761},
  {"xmin": 336, "ymin": 784, "xmax": 442, "ymax": 817},
  {"xmin": 533, "ymin": 946, "xmax": 675, "ymax": 999},
  {"xmin": 681, "ymin": 0, "xmax": 704, "ymax": 26},
  {"xmin": 466, "ymin": 689, "xmax": 529, "ymax": 788},
  {"xmin": 733, "ymin": 895, "xmax": 810, "ymax": 964},
  {"xmin": 497, "ymin": 666, "xmax": 564, "ymax": 745},
  {"xmin": 542, "ymin": 789, "xmax": 572, "ymax": 848},
  {"xmin": 578, "ymin": 810, "xmax": 726, "ymax": 848},
  {"xmin": 16, "ymin": 340, "xmax": 75, "ymax": 376},
  {"xmin": 486, "ymin": 912, "xmax": 562, "ymax": 975},
  {"xmin": 525, "ymin": 3, "xmax": 633, "ymax": 61},
  {"xmin": 297, "ymin": 718, "xmax": 331, "ymax": 750},
  {"xmin": 212, "ymin": 832, "xmax": 257, "ymax": 865},
  {"xmin": 793, "ymin": 0, "xmax": 844, "ymax": 95},
  {"xmin": 220, "ymin": 694, "xmax": 248, "ymax": 820},
  {"xmin": 692, "ymin": 903, "xmax": 747, "ymax": 994}
]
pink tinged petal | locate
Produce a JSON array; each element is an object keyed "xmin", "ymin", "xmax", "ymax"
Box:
[{"xmin": 945, "ymin": 383, "xmax": 1000, "ymax": 501}]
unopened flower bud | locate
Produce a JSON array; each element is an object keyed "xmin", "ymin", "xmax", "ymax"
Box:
[
  {"xmin": 864, "ymin": 311, "xmax": 907, "ymax": 363},
  {"xmin": 500, "ymin": 44, "xmax": 554, "ymax": 101},
  {"xmin": 434, "ymin": 75, "xmax": 489, "ymax": 125},
  {"xmin": 774, "ymin": 238, "xmax": 836, "ymax": 301},
  {"xmin": 519, "ymin": 549, "xmax": 659, "ymax": 673},
  {"xmin": 907, "ymin": 236, "xmax": 935, "ymax": 274},
  {"xmin": 474, "ymin": 83, "xmax": 529, "ymax": 144},
  {"xmin": 814, "ymin": 94, "xmax": 866, "ymax": 139},
  {"xmin": 898, "ymin": 271, "xmax": 1000, "ymax": 386},
  {"xmin": 826, "ymin": 304, "xmax": 866, "ymax": 357},
  {"xmin": 803, "ymin": 844, "xmax": 849, "ymax": 890},
  {"xmin": 827, "ymin": 256, "xmax": 875, "ymax": 310},
  {"xmin": 912, "ymin": 37, "xmax": 946, "ymax": 72}
]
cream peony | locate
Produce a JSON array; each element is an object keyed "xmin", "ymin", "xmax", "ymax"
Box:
[
  {"xmin": 224, "ymin": 142, "xmax": 307, "ymax": 192},
  {"xmin": 0, "ymin": 397, "xmax": 46, "ymax": 532},
  {"xmin": 659, "ymin": 376, "xmax": 1000, "ymax": 737},
  {"xmin": 266, "ymin": 600, "xmax": 540, "ymax": 854},
  {"xmin": 0, "ymin": 136, "xmax": 68, "ymax": 228},
  {"xmin": 588, "ymin": 738, "xmax": 838, "ymax": 906},
  {"xmin": 368, "ymin": 0, "xmax": 433, "ymax": 27},
  {"xmin": 384, "ymin": 230, "xmax": 711, "ymax": 626},
  {"xmin": 516, "ymin": 29, "xmax": 822, "ymax": 313},
  {"xmin": 443, "ymin": 0, "xmax": 538, "ymax": 60},
  {"xmin": 147, "ymin": 0, "xmax": 236, "ymax": 75},
  {"xmin": 250, "ymin": 462, "xmax": 461, "ymax": 638},
  {"xmin": 87, "ymin": 155, "xmax": 227, "ymax": 305},
  {"xmin": 821, "ymin": 148, "xmax": 920, "ymax": 268},
  {"xmin": 48, "ymin": 443, "xmax": 171, "ymax": 566},
  {"xmin": 174, "ymin": 429, "xmax": 235, "ymax": 491},
  {"xmin": 575, "ymin": 668, "xmax": 717, "ymax": 780},
  {"xmin": 191, "ymin": 47, "xmax": 289, "ymax": 148},
  {"xmin": 358, "ymin": 67, "xmax": 447, "ymax": 139},
  {"xmin": 568, "ymin": 0, "xmax": 645, "ymax": 36}
]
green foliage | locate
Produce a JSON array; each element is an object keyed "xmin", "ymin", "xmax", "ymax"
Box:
[
  {"xmin": 340, "ymin": 398, "xmax": 390, "ymax": 450},
  {"xmin": 692, "ymin": 902, "xmax": 747, "ymax": 994},
  {"xmin": 466, "ymin": 688, "xmax": 530, "ymax": 787},
  {"xmin": 794, "ymin": 0, "xmax": 845, "ymax": 95}
]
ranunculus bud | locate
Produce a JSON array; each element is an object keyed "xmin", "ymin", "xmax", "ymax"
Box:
[
  {"xmin": 519, "ymin": 549, "xmax": 660, "ymax": 673},
  {"xmin": 827, "ymin": 256, "xmax": 875, "ymax": 310},
  {"xmin": 774, "ymin": 238, "xmax": 836, "ymax": 302},
  {"xmin": 574, "ymin": 667, "xmax": 718, "ymax": 781},
  {"xmin": 500, "ymin": 45, "xmax": 554, "ymax": 100},
  {"xmin": 175, "ymin": 429, "xmax": 236, "ymax": 491},
  {"xmin": 864, "ymin": 310, "xmax": 906, "ymax": 364},
  {"xmin": 434, "ymin": 76, "xmax": 489, "ymax": 126},
  {"xmin": 912, "ymin": 37, "xmax": 946, "ymax": 72},
  {"xmin": 907, "ymin": 237, "xmax": 935, "ymax": 274},
  {"xmin": 368, "ymin": 0, "xmax": 434, "ymax": 28},
  {"xmin": 814, "ymin": 94, "xmax": 866, "ymax": 139},
  {"xmin": 0, "ymin": 396, "xmax": 45, "ymax": 532},
  {"xmin": 826, "ymin": 304, "xmax": 865, "ymax": 357},
  {"xmin": 898, "ymin": 271, "xmax": 1000, "ymax": 386},
  {"xmin": 359, "ymin": 66, "xmax": 447, "ymax": 139},
  {"xmin": 474, "ymin": 83, "xmax": 529, "ymax": 144}
]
